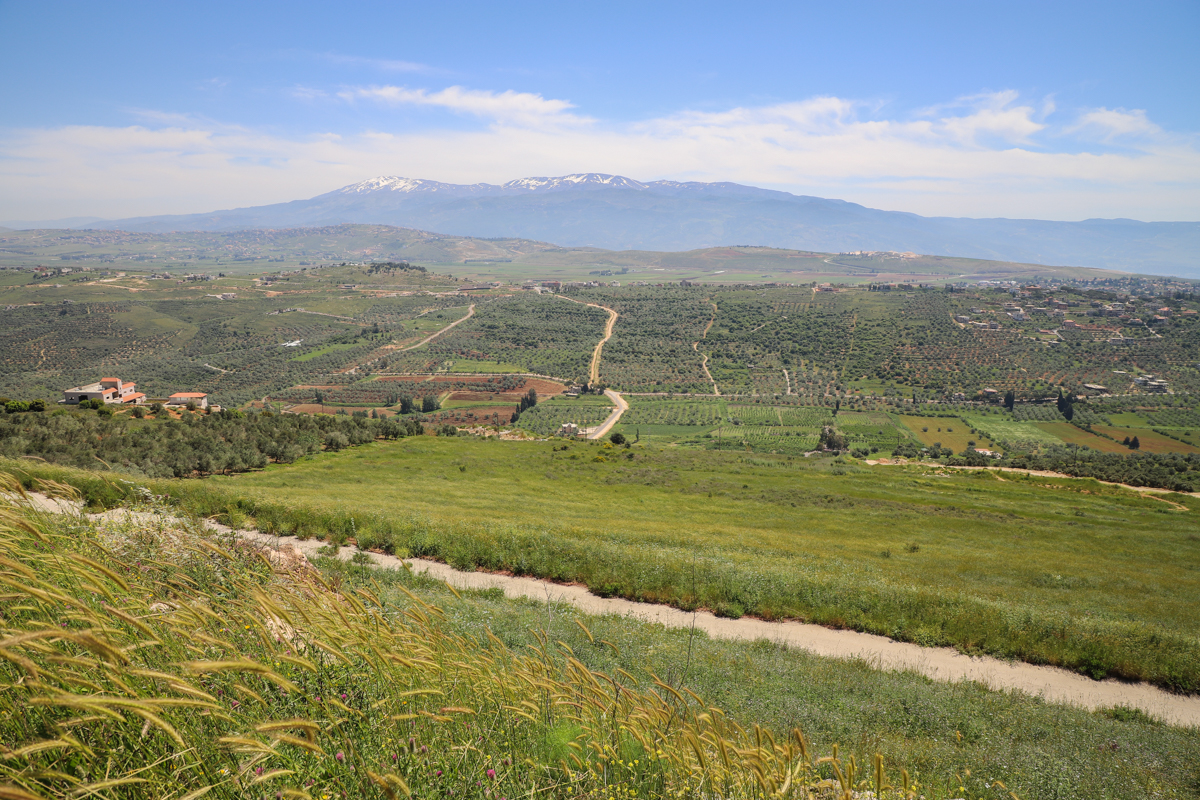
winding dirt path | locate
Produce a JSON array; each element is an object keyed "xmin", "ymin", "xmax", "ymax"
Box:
[
  {"xmin": 248, "ymin": 529, "xmax": 1200, "ymax": 728},
  {"xmin": 400, "ymin": 303, "xmax": 475, "ymax": 352},
  {"xmin": 586, "ymin": 389, "xmax": 629, "ymax": 440},
  {"xmin": 555, "ymin": 296, "xmax": 618, "ymax": 384},
  {"xmin": 695, "ymin": 300, "xmax": 719, "ymax": 395},
  {"xmin": 866, "ymin": 461, "xmax": 1199, "ymax": 503},
  {"xmin": 22, "ymin": 494, "xmax": 1200, "ymax": 727}
]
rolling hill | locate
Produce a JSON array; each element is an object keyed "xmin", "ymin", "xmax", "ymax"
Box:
[{"xmin": 8, "ymin": 174, "xmax": 1198, "ymax": 277}]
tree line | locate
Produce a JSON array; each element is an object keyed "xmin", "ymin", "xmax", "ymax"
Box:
[{"xmin": 0, "ymin": 408, "xmax": 423, "ymax": 479}]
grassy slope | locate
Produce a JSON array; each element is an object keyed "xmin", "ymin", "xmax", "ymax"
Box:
[
  {"xmin": 6, "ymin": 494, "xmax": 1199, "ymax": 800},
  {"xmin": 333, "ymin": 558, "xmax": 1200, "ymax": 800},
  {"xmin": 10, "ymin": 435, "xmax": 1198, "ymax": 692}
]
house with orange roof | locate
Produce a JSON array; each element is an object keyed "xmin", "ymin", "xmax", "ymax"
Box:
[{"xmin": 60, "ymin": 377, "xmax": 145, "ymax": 405}]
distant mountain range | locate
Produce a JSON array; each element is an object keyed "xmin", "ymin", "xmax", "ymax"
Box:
[{"xmin": 8, "ymin": 173, "xmax": 1199, "ymax": 276}]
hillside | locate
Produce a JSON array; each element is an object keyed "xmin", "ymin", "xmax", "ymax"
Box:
[
  {"xmin": 0, "ymin": 223, "xmax": 1154, "ymax": 283},
  {"xmin": 11, "ymin": 174, "xmax": 1197, "ymax": 276}
]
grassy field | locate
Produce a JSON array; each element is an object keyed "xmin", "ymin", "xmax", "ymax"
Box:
[
  {"xmin": 1035, "ymin": 422, "xmax": 1131, "ymax": 453},
  {"xmin": 7, "ymin": 493, "xmax": 1199, "ymax": 800},
  {"xmin": 11, "ymin": 436, "xmax": 1199, "ymax": 693},
  {"xmin": 894, "ymin": 415, "xmax": 985, "ymax": 451},
  {"xmin": 443, "ymin": 358, "xmax": 524, "ymax": 373},
  {"xmin": 1093, "ymin": 425, "xmax": 1200, "ymax": 454}
]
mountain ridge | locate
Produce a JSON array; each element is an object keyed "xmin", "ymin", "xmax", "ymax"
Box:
[{"xmin": 6, "ymin": 174, "xmax": 1198, "ymax": 276}]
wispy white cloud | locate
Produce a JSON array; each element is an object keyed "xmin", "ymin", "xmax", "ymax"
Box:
[
  {"xmin": 1069, "ymin": 107, "xmax": 1163, "ymax": 142},
  {"xmin": 336, "ymin": 85, "xmax": 589, "ymax": 127},
  {"xmin": 1, "ymin": 89, "xmax": 1196, "ymax": 222}
]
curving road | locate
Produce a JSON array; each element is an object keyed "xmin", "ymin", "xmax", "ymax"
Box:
[
  {"xmin": 587, "ymin": 389, "xmax": 629, "ymax": 440},
  {"xmin": 556, "ymin": 295, "xmax": 629, "ymax": 437}
]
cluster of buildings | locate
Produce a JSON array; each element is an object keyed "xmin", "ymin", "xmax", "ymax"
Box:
[{"xmin": 59, "ymin": 377, "xmax": 210, "ymax": 409}]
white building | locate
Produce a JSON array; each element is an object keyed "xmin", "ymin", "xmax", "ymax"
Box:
[
  {"xmin": 167, "ymin": 392, "xmax": 209, "ymax": 409},
  {"xmin": 60, "ymin": 377, "xmax": 145, "ymax": 405}
]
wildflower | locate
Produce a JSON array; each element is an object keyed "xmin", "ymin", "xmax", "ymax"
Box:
[
  {"xmin": 336, "ymin": 751, "xmax": 345, "ymax": 762},
  {"xmin": 487, "ymin": 769, "xmax": 496, "ymax": 780}
]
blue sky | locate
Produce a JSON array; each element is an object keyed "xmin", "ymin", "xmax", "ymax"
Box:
[{"xmin": 1, "ymin": 0, "xmax": 1197, "ymax": 222}]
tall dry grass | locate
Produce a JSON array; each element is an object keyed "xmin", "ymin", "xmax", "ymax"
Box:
[{"xmin": 0, "ymin": 473, "xmax": 950, "ymax": 799}]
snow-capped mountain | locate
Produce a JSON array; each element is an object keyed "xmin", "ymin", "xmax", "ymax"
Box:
[{"xmin": 41, "ymin": 174, "xmax": 1199, "ymax": 274}]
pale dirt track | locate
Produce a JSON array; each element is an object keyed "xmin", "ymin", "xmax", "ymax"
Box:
[
  {"xmin": 23, "ymin": 494, "xmax": 1200, "ymax": 727},
  {"xmin": 556, "ymin": 295, "xmax": 618, "ymax": 384},
  {"xmin": 555, "ymin": 296, "xmax": 628, "ymax": 438},
  {"xmin": 866, "ymin": 460, "xmax": 1200, "ymax": 500},
  {"xmin": 587, "ymin": 389, "xmax": 629, "ymax": 440},
  {"xmin": 400, "ymin": 303, "xmax": 475, "ymax": 351}
]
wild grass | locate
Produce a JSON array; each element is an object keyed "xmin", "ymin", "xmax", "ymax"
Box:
[
  {"xmin": 0, "ymin": 476, "xmax": 927, "ymax": 799},
  {"xmin": 324, "ymin": 557, "xmax": 1200, "ymax": 800},
  {"xmin": 6, "ymin": 439, "xmax": 1200, "ymax": 695}
]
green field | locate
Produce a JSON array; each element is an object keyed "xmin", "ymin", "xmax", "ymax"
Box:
[
  {"xmin": 289, "ymin": 341, "xmax": 360, "ymax": 362},
  {"xmin": 25, "ymin": 433, "xmax": 1197, "ymax": 692},
  {"xmin": 7, "ymin": 494, "xmax": 1200, "ymax": 800},
  {"xmin": 894, "ymin": 415, "xmax": 987, "ymax": 451}
]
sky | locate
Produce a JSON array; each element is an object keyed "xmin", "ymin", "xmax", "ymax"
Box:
[{"xmin": 1, "ymin": 0, "xmax": 1198, "ymax": 223}]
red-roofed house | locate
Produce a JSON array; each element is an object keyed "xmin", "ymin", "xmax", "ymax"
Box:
[{"xmin": 60, "ymin": 377, "xmax": 145, "ymax": 405}]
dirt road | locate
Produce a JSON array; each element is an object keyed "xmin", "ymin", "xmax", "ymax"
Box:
[
  {"xmin": 556, "ymin": 295, "xmax": 618, "ymax": 384},
  {"xmin": 400, "ymin": 303, "xmax": 476, "ymax": 351},
  {"xmin": 587, "ymin": 388, "xmax": 629, "ymax": 440},
  {"xmin": 866, "ymin": 460, "xmax": 1199, "ymax": 500},
  {"xmin": 22, "ymin": 494, "xmax": 1200, "ymax": 728},
  {"xmin": 243, "ymin": 527, "xmax": 1200, "ymax": 728}
]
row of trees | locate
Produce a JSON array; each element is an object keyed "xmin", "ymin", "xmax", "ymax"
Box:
[{"xmin": 0, "ymin": 408, "xmax": 424, "ymax": 478}]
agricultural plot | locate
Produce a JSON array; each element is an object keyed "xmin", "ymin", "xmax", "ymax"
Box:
[
  {"xmin": 575, "ymin": 287, "xmax": 713, "ymax": 392},
  {"xmin": 1033, "ymin": 422, "xmax": 1130, "ymax": 453},
  {"xmin": 894, "ymin": 414, "xmax": 991, "ymax": 452},
  {"xmin": 960, "ymin": 415, "xmax": 1063, "ymax": 450},
  {"xmin": 407, "ymin": 294, "xmax": 605, "ymax": 382},
  {"xmin": 514, "ymin": 396, "xmax": 614, "ymax": 436},
  {"xmin": 836, "ymin": 411, "xmax": 908, "ymax": 450},
  {"xmin": 710, "ymin": 425, "xmax": 821, "ymax": 454},
  {"xmin": 1092, "ymin": 425, "xmax": 1200, "ymax": 454},
  {"xmin": 616, "ymin": 398, "xmax": 725, "ymax": 428}
]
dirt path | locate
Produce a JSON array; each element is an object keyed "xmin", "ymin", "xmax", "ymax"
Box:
[
  {"xmin": 695, "ymin": 300, "xmax": 719, "ymax": 395},
  {"xmin": 866, "ymin": 461, "xmax": 1198, "ymax": 503},
  {"xmin": 20, "ymin": 494, "xmax": 1200, "ymax": 728},
  {"xmin": 555, "ymin": 296, "xmax": 619, "ymax": 384},
  {"xmin": 783, "ymin": 368, "xmax": 792, "ymax": 395},
  {"xmin": 694, "ymin": 342, "xmax": 719, "ymax": 396},
  {"xmin": 400, "ymin": 303, "xmax": 475, "ymax": 352},
  {"xmin": 587, "ymin": 389, "xmax": 629, "ymax": 440}
]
